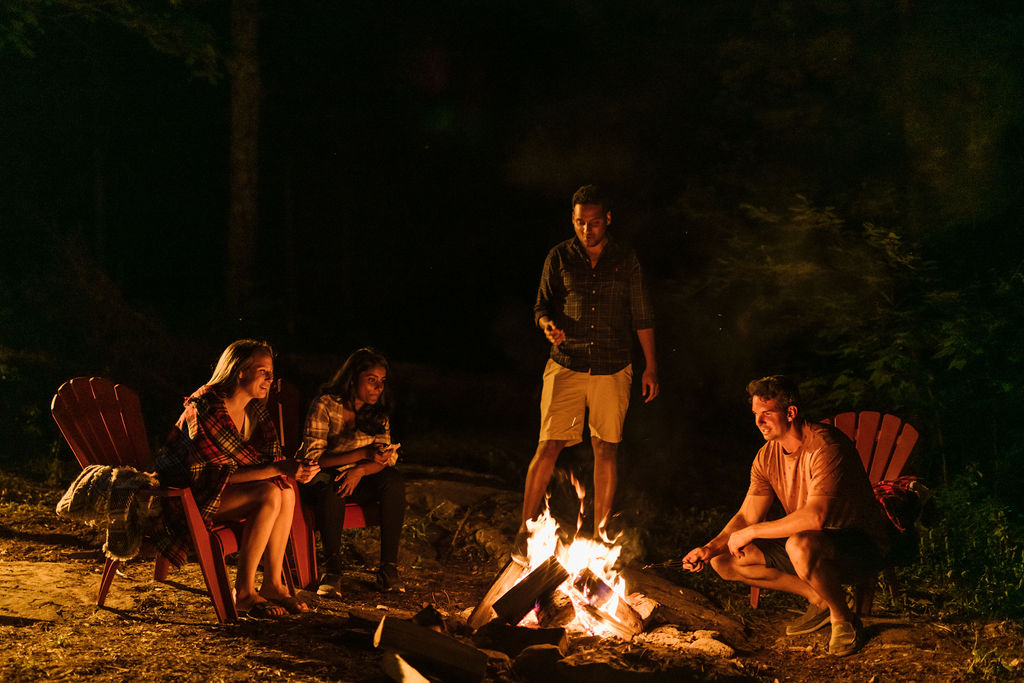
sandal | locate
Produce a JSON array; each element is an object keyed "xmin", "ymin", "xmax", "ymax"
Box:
[
  {"xmin": 238, "ymin": 599, "xmax": 287, "ymax": 620},
  {"xmin": 271, "ymin": 596, "xmax": 310, "ymax": 614}
]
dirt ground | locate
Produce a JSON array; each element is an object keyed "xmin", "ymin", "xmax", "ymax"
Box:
[{"xmin": 1, "ymin": 469, "xmax": 1021, "ymax": 682}]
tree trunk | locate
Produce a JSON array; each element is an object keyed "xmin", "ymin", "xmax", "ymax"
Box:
[{"xmin": 226, "ymin": 0, "xmax": 260, "ymax": 315}]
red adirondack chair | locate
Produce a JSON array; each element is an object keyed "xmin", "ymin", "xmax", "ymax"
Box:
[
  {"xmin": 51, "ymin": 377, "xmax": 300, "ymax": 623},
  {"xmin": 267, "ymin": 379, "xmax": 381, "ymax": 590},
  {"xmin": 749, "ymin": 411, "xmax": 919, "ymax": 615}
]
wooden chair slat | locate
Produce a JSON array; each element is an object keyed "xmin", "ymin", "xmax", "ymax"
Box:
[
  {"xmin": 884, "ymin": 423, "xmax": 919, "ymax": 481},
  {"xmin": 832, "ymin": 412, "xmax": 857, "ymax": 442},
  {"xmin": 51, "ymin": 384, "xmax": 91, "ymax": 469},
  {"xmin": 64, "ymin": 378, "xmax": 112, "ymax": 467},
  {"xmin": 90, "ymin": 378, "xmax": 137, "ymax": 468},
  {"xmin": 868, "ymin": 414, "xmax": 901, "ymax": 483},
  {"xmin": 270, "ymin": 379, "xmax": 303, "ymax": 459},
  {"xmin": 114, "ymin": 384, "xmax": 154, "ymax": 470},
  {"xmin": 853, "ymin": 411, "xmax": 881, "ymax": 472}
]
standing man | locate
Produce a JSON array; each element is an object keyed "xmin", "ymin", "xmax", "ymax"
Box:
[
  {"xmin": 681, "ymin": 376, "xmax": 889, "ymax": 656},
  {"xmin": 515, "ymin": 184, "xmax": 658, "ymax": 563}
]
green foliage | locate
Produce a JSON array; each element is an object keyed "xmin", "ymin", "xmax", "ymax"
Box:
[
  {"xmin": 1, "ymin": 0, "xmax": 222, "ymax": 81},
  {"xmin": 905, "ymin": 466, "xmax": 1024, "ymax": 619}
]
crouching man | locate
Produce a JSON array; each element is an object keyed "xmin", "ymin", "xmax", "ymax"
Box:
[{"xmin": 682, "ymin": 375, "xmax": 888, "ymax": 656}]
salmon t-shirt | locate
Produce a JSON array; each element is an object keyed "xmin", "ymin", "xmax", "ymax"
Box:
[{"xmin": 748, "ymin": 422, "xmax": 889, "ymax": 556}]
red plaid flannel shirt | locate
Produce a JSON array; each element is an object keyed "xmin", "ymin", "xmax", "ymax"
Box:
[{"xmin": 153, "ymin": 386, "xmax": 283, "ymax": 567}]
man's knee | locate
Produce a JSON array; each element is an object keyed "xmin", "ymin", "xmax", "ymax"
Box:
[
  {"xmin": 591, "ymin": 438, "xmax": 619, "ymax": 460},
  {"xmin": 710, "ymin": 554, "xmax": 741, "ymax": 582},
  {"xmin": 535, "ymin": 439, "xmax": 566, "ymax": 462},
  {"xmin": 785, "ymin": 531, "xmax": 826, "ymax": 577}
]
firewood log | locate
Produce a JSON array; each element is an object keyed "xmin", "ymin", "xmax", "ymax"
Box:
[
  {"xmin": 536, "ymin": 589, "xmax": 575, "ymax": 628},
  {"xmin": 467, "ymin": 559, "xmax": 527, "ymax": 630},
  {"xmin": 471, "ymin": 621, "xmax": 569, "ymax": 657},
  {"xmin": 492, "ymin": 556, "xmax": 569, "ymax": 625},
  {"xmin": 373, "ymin": 615, "xmax": 488, "ymax": 682},
  {"xmin": 379, "ymin": 650, "xmax": 430, "ymax": 683}
]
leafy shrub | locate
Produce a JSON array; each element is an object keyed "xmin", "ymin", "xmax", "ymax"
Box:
[{"xmin": 904, "ymin": 465, "xmax": 1024, "ymax": 618}]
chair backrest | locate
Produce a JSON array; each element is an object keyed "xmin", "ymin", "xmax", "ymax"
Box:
[
  {"xmin": 823, "ymin": 411, "xmax": 919, "ymax": 483},
  {"xmin": 268, "ymin": 379, "xmax": 303, "ymax": 459},
  {"xmin": 51, "ymin": 377, "xmax": 154, "ymax": 470}
]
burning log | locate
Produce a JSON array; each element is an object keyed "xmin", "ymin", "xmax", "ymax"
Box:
[
  {"xmin": 573, "ymin": 567, "xmax": 614, "ymax": 607},
  {"xmin": 492, "ymin": 556, "xmax": 569, "ymax": 625},
  {"xmin": 373, "ymin": 615, "xmax": 488, "ymax": 682},
  {"xmin": 471, "ymin": 621, "xmax": 569, "ymax": 657},
  {"xmin": 579, "ymin": 596, "xmax": 643, "ymax": 640},
  {"xmin": 467, "ymin": 559, "xmax": 527, "ymax": 630},
  {"xmin": 536, "ymin": 588, "xmax": 575, "ymax": 628}
]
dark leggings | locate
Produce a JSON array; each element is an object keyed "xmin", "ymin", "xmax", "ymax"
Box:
[{"xmin": 303, "ymin": 467, "xmax": 406, "ymax": 572}]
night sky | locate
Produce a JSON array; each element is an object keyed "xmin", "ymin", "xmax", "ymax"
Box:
[{"xmin": 2, "ymin": 1, "xmax": 1021, "ymax": 447}]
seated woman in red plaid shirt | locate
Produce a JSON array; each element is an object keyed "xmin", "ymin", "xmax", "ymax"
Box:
[
  {"xmin": 155, "ymin": 339, "xmax": 320, "ymax": 618},
  {"xmin": 298, "ymin": 348, "xmax": 406, "ymax": 596}
]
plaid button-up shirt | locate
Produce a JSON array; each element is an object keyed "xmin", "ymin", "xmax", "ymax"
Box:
[
  {"xmin": 299, "ymin": 394, "xmax": 396, "ymax": 471},
  {"xmin": 153, "ymin": 386, "xmax": 283, "ymax": 567},
  {"xmin": 534, "ymin": 236, "xmax": 655, "ymax": 374}
]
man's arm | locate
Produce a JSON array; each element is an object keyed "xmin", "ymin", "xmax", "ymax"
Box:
[
  {"xmin": 636, "ymin": 327, "xmax": 658, "ymax": 402},
  {"xmin": 533, "ymin": 250, "xmax": 559, "ymax": 329},
  {"xmin": 725, "ymin": 495, "xmax": 832, "ymax": 557},
  {"xmin": 682, "ymin": 493, "xmax": 773, "ymax": 567}
]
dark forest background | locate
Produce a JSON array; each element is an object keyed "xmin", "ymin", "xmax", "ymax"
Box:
[{"xmin": 2, "ymin": 1, "xmax": 1022, "ymax": 619}]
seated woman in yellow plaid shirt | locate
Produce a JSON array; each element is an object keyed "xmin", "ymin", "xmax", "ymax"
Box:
[{"xmin": 298, "ymin": 348, "xmax": 406, "ymax": 595}]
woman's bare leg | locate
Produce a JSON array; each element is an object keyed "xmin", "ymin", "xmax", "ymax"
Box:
[
  {"xmin": 258, "ymin": 484, "xmax": 300, "ymax": 603},
  {"xmin": 214, "ymin": 481, "xmax": 283, "ymax": 611}
]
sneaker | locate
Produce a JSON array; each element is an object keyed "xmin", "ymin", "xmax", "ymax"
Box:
[
  {"xmin": 316, "ymin": 572, "xmax": 342, "ymax": 598},
  {"xmin": 376, "ymin": 563, "xmax": 406, "ymax": 593},
  {"xmin": 785, "ymin": 602, "xmax": 831, "ymax": 636},
  {"xmin": 510, "ymin": 529, "xmax": 529, "ymax": 567},
  {"xmin": 828, "ymin": 618, "xmax": 862, "ymax": 656}
]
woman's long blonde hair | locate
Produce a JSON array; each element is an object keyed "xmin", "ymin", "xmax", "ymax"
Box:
[{"xmin": 207, "ymin": 339, "xmax": 275, "ymax": 398}]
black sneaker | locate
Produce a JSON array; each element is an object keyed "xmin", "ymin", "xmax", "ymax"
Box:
[
  {"xmin": 316, "ymin": 572, "xmax": 342, "ymax": 598},
  {"xmin": 376, "ymin": 563, "xmax": 406, "ymax": 592}
]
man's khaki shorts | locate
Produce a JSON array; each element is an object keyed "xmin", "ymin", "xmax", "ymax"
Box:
[{"xmin": 538, "ymin": 359, "xmax": 632, "ymax": 446}]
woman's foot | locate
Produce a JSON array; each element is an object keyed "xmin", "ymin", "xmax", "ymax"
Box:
[
  {"xmin": 236, "ymin": 595, "xmax": 287, "ymax": 619},
  {"xmin": 268, "ymin": 595, "xmax": 310, "ymax": 614},
  {"xmin": 259, "ymin": 586, "xmax": 309, "ymax": 613}
]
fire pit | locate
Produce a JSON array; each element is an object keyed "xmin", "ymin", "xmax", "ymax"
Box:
[{"xmin": 475, "ymin": 505, "xmax": 645, "ymax": 639}]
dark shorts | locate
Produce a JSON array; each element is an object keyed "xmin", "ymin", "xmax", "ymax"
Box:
[{"xmin": 752, "ymin": 529, "xmax": 885, "ymax": 578}]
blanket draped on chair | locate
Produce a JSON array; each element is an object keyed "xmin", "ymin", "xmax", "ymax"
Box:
[{"xmin": 56, "ymin": 464, "xmax": 162, "ymax": 561}]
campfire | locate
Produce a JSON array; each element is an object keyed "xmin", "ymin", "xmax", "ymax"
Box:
[
  {"xmin": 469, "ymin": 477, "xmax": 647, "ymax": 639},
  {"xmin": 361, "ymin": 478, "xmax": 744, "ymax": 682}
]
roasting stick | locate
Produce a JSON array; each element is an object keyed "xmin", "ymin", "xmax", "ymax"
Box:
[{"xmin": 641, "ymin": 558, "xmax": 705, "ymax": 572}]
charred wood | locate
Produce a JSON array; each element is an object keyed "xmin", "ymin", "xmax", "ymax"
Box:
[
  {"xmin": 373, "ymin": 615, "xmax": 488, "ymax": 682},
  {"xmin": 468, "ymin": 559, "xmax": 526, "ymax": 630},
  {"xmin": 536, "ymin": 588, "xmax": 575, "ymax": 628},
  {"xmin": 492, "ymin": 556, "xmax": 569, "ymax": 625},
  {"xmin": 471, "ymin": 621, "xmax": 569, "ymax": 657}
]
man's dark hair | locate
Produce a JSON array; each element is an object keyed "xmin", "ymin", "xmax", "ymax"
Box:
[
  {"xmin": 746, "ymin": 375, "xmax": 801, "ymax": 412},
  {"xmin": 572, "ymin": 184, "xmax": 609, "ymax": 213}
]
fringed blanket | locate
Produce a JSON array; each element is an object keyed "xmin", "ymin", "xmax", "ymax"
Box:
[{"xmin": 56, "ymin": 464, "xmax": 162, "ymax": 561}]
